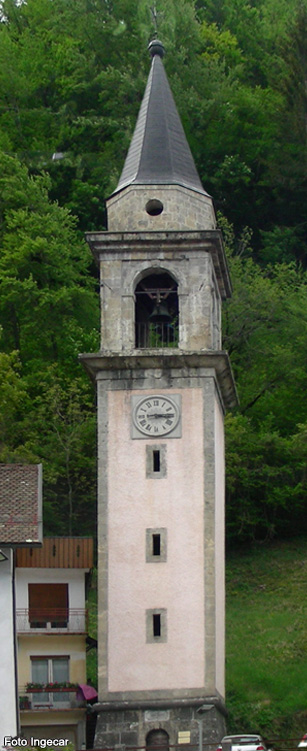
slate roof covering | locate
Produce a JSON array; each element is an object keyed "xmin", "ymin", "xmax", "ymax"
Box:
[
  {"xmin": 0, "ymin": 464, "xmax": 43, "ymax": 546},
  {"xmin": 114, "ymin": 40, "xmax": 208, "ymax": 197}
]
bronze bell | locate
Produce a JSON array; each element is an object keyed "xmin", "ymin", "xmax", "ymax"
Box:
[{"xmin": 149, "ymin": 302, "xmax": 172, "ymax": 323}]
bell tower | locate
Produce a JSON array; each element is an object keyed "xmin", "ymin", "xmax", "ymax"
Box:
[{"xmin": 80, "ymin": 39, "xmax": 237, "ymax": 750}]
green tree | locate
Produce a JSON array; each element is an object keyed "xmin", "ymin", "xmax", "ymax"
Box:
[
  {"xmin": 23, "ymin": 371, "xmax": 97, "ymax": 535},
  {"xmin": 225, "ymin": 413, "xmax": 299, "ymax": 541},
  {"xmin": 0, "ymin": 151, "xmax": 98, "ymax": 367},
  {"xmin": 0, "ymin": 151, "xmax": 98, "ymax": 534},
  {"xmin": 0, "ymin": 349, "xmax": 29, "ymax": 460},
  {"xmin": 223, "ymin": 222, "xmax": 307, "ymax": 540}
]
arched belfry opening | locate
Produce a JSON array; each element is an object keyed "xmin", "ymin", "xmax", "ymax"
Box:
[
  {"xmin": 146, "ymin": 729, "xmax": 170, "ymax": 751},
  {"xmin": 135, "ymin": 271, "xmax": 179, "ymax": 348}
]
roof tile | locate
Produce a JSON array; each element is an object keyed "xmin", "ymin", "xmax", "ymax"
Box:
[{"xmin": 0, "ymin": 464, "xmax": 43, "ymax": 545}]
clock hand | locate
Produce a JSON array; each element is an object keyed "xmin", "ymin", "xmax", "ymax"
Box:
[{"xmin": 148, "ymin": 413, "xmax": 175, "ymax": 419}]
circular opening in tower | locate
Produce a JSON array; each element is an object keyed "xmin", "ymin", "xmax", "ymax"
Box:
[{"xmin": 146, "ymin": 199, "xmax": 164, "ymax": 216}]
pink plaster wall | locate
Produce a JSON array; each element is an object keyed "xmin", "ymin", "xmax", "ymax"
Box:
[
  {"xmin": 107, "ymin": 388, "xmax": 205, "ymax": 692},
  {"xmin": 214, "ymin": 396, "xmax": 225, "ymax": 698}
]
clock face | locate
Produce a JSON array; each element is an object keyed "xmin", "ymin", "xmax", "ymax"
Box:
[{"xmin": 133, "ymin": 395, "xmax": 180, "ymax": 437}]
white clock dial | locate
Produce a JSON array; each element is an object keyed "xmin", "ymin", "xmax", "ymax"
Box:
[{"xmin": 133, "ymin": 395, "xmax": 180, "ymax": 437}]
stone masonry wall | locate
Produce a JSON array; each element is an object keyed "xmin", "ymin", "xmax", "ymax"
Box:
[
  {"xmin": 106, "ymin": 185, "xmax": 216, "ymax": 233},
  {"xmin": 94, "ymin": 704, "xmax": 226, "ymax": 749}
]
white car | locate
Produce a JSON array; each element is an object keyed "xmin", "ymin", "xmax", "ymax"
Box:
[
  {"xmin": 298, "ymin": 735, "xmax": 307, "ymax": 748},
  {"xmin": 217, "ymin": 735, "xmax": 267, "ymax": 751}
]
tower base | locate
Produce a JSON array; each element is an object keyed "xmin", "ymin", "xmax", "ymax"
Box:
[{"xmin": 93, "ymin": 698, "xmax": 227, "ymax": 749}]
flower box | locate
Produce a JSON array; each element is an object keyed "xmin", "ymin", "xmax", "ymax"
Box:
[{"xmin": 26, "ymin": 682, "xmax": 78, "ymax": 692}]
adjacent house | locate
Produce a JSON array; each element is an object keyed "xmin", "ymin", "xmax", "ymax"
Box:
[
  {"xmin": 16, "ymin": 536, "xmax": 94, "ymax": 747},
  {"xmin": 0, "ymin": 463, "xmax": 43, "ymax": 740}
]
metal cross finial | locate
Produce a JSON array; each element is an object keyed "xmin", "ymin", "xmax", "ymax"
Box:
[{"xmin": 149, "ymin": 4, "xmax": 160, "ymax": 34}]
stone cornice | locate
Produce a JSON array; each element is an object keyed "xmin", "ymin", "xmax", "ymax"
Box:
[
  {"xmin": 79, "ymin": 349, "xmax": 238, "ymax": 410},
  {"xmin": 91, "ymin": 695, "xmax": 228, "ymax": 717},
  {"xmin": 85, "ymin": 229, "xmax": 232, "ymax": 299}
]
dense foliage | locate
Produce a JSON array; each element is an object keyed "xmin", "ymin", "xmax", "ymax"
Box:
[{"xmin": 0, "ymin": 0, "xmax": 306, "ymax": 540}]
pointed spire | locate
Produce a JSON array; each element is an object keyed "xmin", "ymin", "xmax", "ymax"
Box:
[{"xmin": 113, "ymin": 40, "xmax": 208, "ymax": 196}]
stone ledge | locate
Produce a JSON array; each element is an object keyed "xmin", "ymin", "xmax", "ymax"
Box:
[
  {"xmin": 90, "ymin": 695, "xmax": 227, "ymax": 718},
  {"xmin": 85, "ymin": 229, "xmax": 231, "ymax": 299},
  {"xmin": 79, "ymin": 350, "xmax": 238, "ymax": 410}
]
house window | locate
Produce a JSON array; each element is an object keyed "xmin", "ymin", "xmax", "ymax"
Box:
[
  {"xmin": 28, "ymin": 583, "xmax": 68, "ymax": 628},
  {"xmin": 31, "ymin": 656, "xmax": 70, "ymax": 707}
]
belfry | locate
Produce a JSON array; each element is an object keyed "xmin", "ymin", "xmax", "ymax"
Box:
[{"xmin": 80, "ymin": 39, "xmax": 237, "ymax": 750}]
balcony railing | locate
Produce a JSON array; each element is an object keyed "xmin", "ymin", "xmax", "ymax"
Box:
[
  {"xmin": 19, "ymin": 687, "xmax": 86, "ymax": 711},
  {"xmin": 16, "ymin": 608, "xmax": 87, "ymax": 633},
  {"xmin": 135, "ymin": 322, "xmax": 179, "ymax": 349}
]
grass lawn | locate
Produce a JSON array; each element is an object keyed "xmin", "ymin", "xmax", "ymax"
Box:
[{"xmin": 226, "ymin": 537, "xmax": 307, "ymax": 739}]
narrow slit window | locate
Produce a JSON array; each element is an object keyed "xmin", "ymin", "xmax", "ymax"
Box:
[
  {"xmin": 153, "ymin": 613, "xmax": 161, "ymax": 637},
  {"xmin": 146, "ymin": 608, "xmax": 167, "ymax": 642},
  {"xmin": 146, "ymin": 445, "xmax": 166, "ymax": 478},
  {"xmin": 153, "ymin": 450, "xmax": 160, "ymax": 473},
  {"xmin": 152, "ymin": 534, "xmax": 161, "ymax": 556},
  {"xmin": 146, "ymin": 528, "xmax": 167, "ymax": 563}
]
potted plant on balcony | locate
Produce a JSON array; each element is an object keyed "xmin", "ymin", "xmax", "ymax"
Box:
[{"xmin": 19, "ymin": 695, "xmax": 31, "ymax": 710}]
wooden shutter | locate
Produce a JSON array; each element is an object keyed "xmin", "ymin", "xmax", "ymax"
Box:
[{"xmin": 28, "ymin": 583, "xmax": 68, "ymax": 623}]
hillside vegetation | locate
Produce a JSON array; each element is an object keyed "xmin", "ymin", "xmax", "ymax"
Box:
[{"xmin": 226, "ymin": 538, "xmax": 307, "ymax": 739}]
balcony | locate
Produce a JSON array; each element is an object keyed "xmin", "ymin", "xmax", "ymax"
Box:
[
  {"xmin": 19, "ymin": 685, "xmax": 86, "ymax": 711},
  {"xmin": 16, "ymin": 608, "xmax": 88, "ymax": 633}
]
